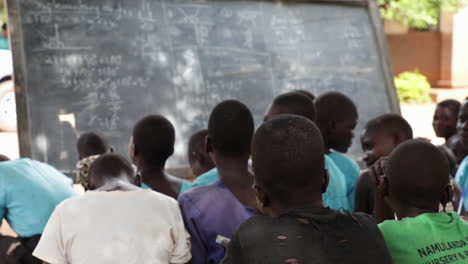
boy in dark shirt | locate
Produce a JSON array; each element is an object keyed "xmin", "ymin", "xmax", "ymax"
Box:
[{"xmin": 221, "ymin": 115, "xmax": 392, "ymax": 264}]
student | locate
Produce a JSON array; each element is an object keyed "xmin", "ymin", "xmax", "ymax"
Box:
[
  {"xmin": 130, "ymin": 115, "xmax": 191, "ymax": 199},
  {"xmin": 188, "ymin": 129, "xmax": 214, "ymax": 178},
  {"xmin": 221, "ymin": 115, "xmax": 392, "ymax": 264},
  {"xmin": 0, "ymin": 159, "xmax": 75, "ymax": 263},
  {"xmin": 455, "ymin": 97, "xmax": 468, "ymax": 210},
  {"xmin": 355, "ymin": 114, "xmax": 413, "ymax": 214},
  {"xmin": 0, "ymin": 23, "xmax": 8, "ymax": 50},
  {"xmin": 433, "ymin": 99, "xmax": 460, "ymax": 143},
  {"xmin": 76, "ymin": 132, "xmax": 110, "ymax": 190},
  {"xmin": 315, "ymin": 92, "xmax": 359, "ymax": 211},
  {"xmin": 374, "ymin": 140, "xmax": 468, "ymax": 264},
  {"xmin": 448, "ymin": 135, "xmax": 468, "ymax": 165},
  {"xmin": 33, "ymin": 153, "xmax": 191, "ymax": 264},
  {"xmin": 179, "ymin": 100, "xmax": 257, "ymax": 264},
  {"xmin": 264, "ymin": 92, "xmax": 350, "ymax": 211}
]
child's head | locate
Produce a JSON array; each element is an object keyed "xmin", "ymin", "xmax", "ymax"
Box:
[
  {"xmin": 2, "ymin": 23, "xmax": 7, "ymax": 38},
  {"xmin": 315, "ymin": 92, "xmax": 358, "ymax": 153},
  {"xmin": 264, "ymin": 92, "xmax": 316, "ymax": 122},
  {"xmin": 88, "ymin": 153, "xmax": 136, "ymax": 190},
  {"xmin": 292, "ymin": 90, "xmax": 315, "ymax": 101},
  {"xmin": 187, "ymin": 129, "xmax": 214, "ymax": 177},
  {"xmin": 0, "ymin": 154, "xmax": 10, "ymax": 162},
  {"xmin": 207, "ymin": 100, "xmax": 254, "ymax": 159},
  {"xmin": 457, "ymin": 97, "xmax": 468, "ymax": 146},
  {"xmin": 361, "ymin": 114, "xmax": 413, "ymax": 167},
  {"xmin": 130, "ymin": 115, "xmax": 175, "ymax": 168},
  {"xmin": 383, "ymin": 140, "xmax": 451, "ymax": 212},
  {"xmin": 76, "ymin": 132, "xmax": 109, "ymax": 160},
  {"xmin": 251, "ymin": 115, "xmax": 327, "ymax": 215},
  {"xmin": 433, "ymin": 99, "xmax": 460, "ymax": 140}
]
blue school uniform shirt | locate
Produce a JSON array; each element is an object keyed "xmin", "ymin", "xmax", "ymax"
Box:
[
  {"xmin": 178, "ymin": 180, "xmax": 255, "ymax": 264},
  {"xmin": 324, "ymin": 155, "xmax": 350, "ymax": 211},
  {"xmin": 0, "ymin": 36, "xmax": 8, "ymax": 50},
  {"xmin": 455, "ymin": 156, "xmax": 468, "ymax": 210},
  {"xmin": 0, "ymin": 158, "xmax": 75, "ymax": 238},
  {"xmin": 190, "ymin": 168, "xmax": 219, "ymax": 189},
  {"xmin": 141, "ymin": 180, "xmax": 191, "ymax": 198},
  {"xmin": 327, "ymin": 152, "xmax": 360, "ymax": 211}
]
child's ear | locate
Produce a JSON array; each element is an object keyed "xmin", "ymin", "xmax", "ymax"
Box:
[
  {"xmin": 378, "ymin": 175, "xmax": 390, "ymax": 198},
  {"xmin": 205, "ymin": 135, "xmax": 213, "ymax": 153},
  {"xmin": 322, "ymin": 169, "xmax": 330, "ymax": 194},
  {"xmin": 253, "ymin": 185, "xmax": 270, "ymax": 214},
  {"xmin": 440, "ymin": 183, "xmax": 454, "ymax": 209},
  {"xmin": 134, "ymin": 171, "xmax": 142, "ymax": 187}
]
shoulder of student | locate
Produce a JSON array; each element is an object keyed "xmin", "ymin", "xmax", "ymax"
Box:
[{"xmin": 178, "ymin": 182, "xmax": 220, "ymax": 205}]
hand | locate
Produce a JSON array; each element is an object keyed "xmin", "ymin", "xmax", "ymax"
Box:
[{"xmin": 368, "ymin": 157, "xmax": 389, "ymax": 198}]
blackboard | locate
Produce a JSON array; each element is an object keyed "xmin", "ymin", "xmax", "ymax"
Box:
[{"xmin": 7, "ymin": 0, "xmax": 399, "ymax": 173}]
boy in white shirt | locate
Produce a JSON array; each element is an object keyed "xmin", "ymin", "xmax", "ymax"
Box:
[{"xmin": 33, "ymin": 153, "xmax": 191, "ymax": 264}]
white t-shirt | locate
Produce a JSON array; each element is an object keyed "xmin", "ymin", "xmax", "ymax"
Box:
[{"xmin": 33, "ymin": 189, "xmax": 191, "ymax": 264}]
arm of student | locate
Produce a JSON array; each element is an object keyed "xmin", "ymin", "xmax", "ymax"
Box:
[
  {"xmin": 354, "ymin": 170, "xmax": 371, "ymax": 214},
  {"xmin": 169, "ymin": 199, "xmax": 192, "ymax": 264},
  {"xmin": 178, "ymin": 197, "xmax": 207, "ymax": 264},
  {"xmin": 32, "ymin": 205, "xmax": 68, "ymax": 264},
  {"xmin": 369, "ymin": 158, "xmax": 395, "ymax": 224}
]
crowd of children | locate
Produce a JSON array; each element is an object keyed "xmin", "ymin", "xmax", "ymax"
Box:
[{"xmin": 0, "ymin": 92, "xmax": 467, "ymax": 264}]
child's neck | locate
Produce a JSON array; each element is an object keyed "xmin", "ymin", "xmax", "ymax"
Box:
[
  {"xmin": 216, "ymin": 157, "xmax": 252, "ymax": 189},
  {"xmin": 138, "ymin": 164, "xmax": 166, "ymax": 184},
  {"xmin": 393, "ymin": 200, "xmax": 440, "ymax": 220}
]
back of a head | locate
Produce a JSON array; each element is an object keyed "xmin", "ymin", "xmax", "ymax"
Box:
[
  {"xmin": 315, "ymin": 92, "xmax": 357, "ymax": 126},
  {"xmin": 293, "ymin": 90, "xmax": 315, "ymax": 101},
  {"xmin": 208, "ymin": 100, "xmax": 254, "ymax": 157},
  {"xmin": 76, "ymin": 132, "xmax": 109, "ymax": 159},
  {"xmin": 437, "ymin": 99, "xmax": 461, "ymax": 116},
  {"xmin": 271, "ymin": 92, "xmax": 316, "ymax": 122},
  {"xmin": 0, "ymin": 154, "xmax": 10, "ymax": 162},
  {"xmin": 365, "ymin": 114, "xmax": 413, "ymax": 140},
  {"xmin": 386, "ymin": 140, "xmax": 450, "ymax": 205},
  {"xmin": 133, "ymin": 115, "xmax": 175, "ymax": 166},
  {"xmin": 88, "ymin": 153, "xmax": 135, "ymax": 189},
  {"xmin": 188, "ymin": 129, "xmax": 208, "ymax": 158},
  {"xmin": 252, "ymin": 115, "xmax": 325, "ymax": 201}
]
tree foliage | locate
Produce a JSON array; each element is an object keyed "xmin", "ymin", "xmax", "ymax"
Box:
[{"xmin": 379, "ymin": 0, "xmax": 468, "ymax": 30}]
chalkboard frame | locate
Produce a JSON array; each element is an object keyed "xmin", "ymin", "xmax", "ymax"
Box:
[{"xmin": 7, "ymin": 0, "xmax": 399, "ymax": 165}]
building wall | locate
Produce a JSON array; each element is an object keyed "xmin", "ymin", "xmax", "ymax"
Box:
[{"xmin": 386, "ymin": 32, "xmax": 441, "ymax": 86}]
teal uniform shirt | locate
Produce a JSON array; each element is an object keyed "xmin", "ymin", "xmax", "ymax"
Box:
[
  {"xmin": 0, "ymin": 159, "xmax": 75, "ymax": 237},
  {"xmin": 327, "ymin": 152, "xmax": 360, "ymax": 211}
]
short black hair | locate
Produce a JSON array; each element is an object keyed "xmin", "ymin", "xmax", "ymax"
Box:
[
  {"xmin": 252, "ymin": 114, "xmax": 325, "ymax": 201},
  {"xmin": 77, "ymin": 132, "xmax": 109, "ymax": 159},
  {"xmin": 0, "ymin": 154, "xmax": 10, "ymax": 162},
  {"xmin": 133, "ymin": 115, "xmax": 175, "ymax": 166},
  {"xmin": 293, "ymin": 90, "xmax": 315, "ymax": 101},
  {"xmin": 271, "ymin": 92, "xmax": 316, "ymax": 122},
  {"xmin": 188, "ymin": 129, "xmax": 208, "ymax": 161},
  {"xmin": 386, "ymin": 140, "xmax": 450, "ymax": 205},
  {"xmin": 2, "ymin": 23, "xmax": 6, "ymax": 31},
  {"xmin": 315, "ymin": 92, "xmax": 357, "ymax": 127},
  {"xmin": 208, "ymin": 100, "xmax": 254, "ymax": 157},
  {"xmin": 89, "ymin": 153, "xmax": 134, "ymax": 181},
  {"xmin": 437, "ymin": 99, "xmax": 461, "ymax": 117},
  {"xmin": 364, "ymin": 114, "xmax": 413, "ymax": 140}
]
